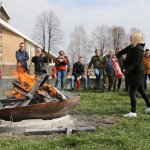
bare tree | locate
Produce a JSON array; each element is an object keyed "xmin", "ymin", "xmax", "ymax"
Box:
[
  {"xmin": 91, "ymin": 25, "xmax": 109, "ymax": 55},
  {"xmin": 32, "ymin": 11, "xmax": 47, "ymax": 50},
  {"xmin": 68, "ymin": 26, "xmax": 89, "ymax": 64},
  {"xmin": 32, "ymin": 10, "xmax": 63, "ymax": 56},
  {"xmin": 130, "ymin": 27, "xmax": 141, "ymax": 33},
  {"xmin": 110, "ymin": 26, "xmax": 127, "ymax": 51}
]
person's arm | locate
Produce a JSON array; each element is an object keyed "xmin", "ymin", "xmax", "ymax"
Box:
[
  {"xmin": 16, "ymin": 51, "xmax": 22, "ymax": 62},
  {"xmin": 55, "ymin": 57, "xmax": 61, "ymax": 66},
  {"xmin": 88, "ymin": 57, "xmax": 93, "ymax": 69},
  {"xmin": 31, "ymin": 56, "xmax": 35, "ymax": 63},
  {"xmin": 23, "ymin": 51, "xmax": 29, "ymax": 61},
  {"xmin": 44, "ymin": 56, "xmax": 48, "ymax": 63},
  {"xmin": 73, "ymin": 63, "xmax": 79, "ymax": 78},
  {"xmin": 81, "ymin": 64, "xmax": 85, "ymax": 76},
  {"xmin": 116, "ymin": 45, "xmax": 131, "ymax": 58},
  {"xmin": 64, "ymin": 57, "xmax": 68, "ymax": 65}
]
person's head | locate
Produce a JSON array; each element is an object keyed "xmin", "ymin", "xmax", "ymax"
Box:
[
  {"xmin": 144, "ymin": 49, "xmax": 150, "ymax": 55},
  {"xmin": 130, "ymin": 32, "xmax": 144, "ymax": 47},
  {"xmin": 59, "ymin": 51, "xmax": 64, "ymax": 57},
  {"xmin": 108, "ymin": 49, "xmax": 115, "ymax": 57},
  {"xmin": 35, "ymin": 48, "xmax": 42, "ymax": 56},
  {"xmin": 95, "ymin": 49, "xmax": 100, "ymax": 56},
  {"xmin": 19, "ymin": 42, "xmax": 25, "ymax": 51},
  {"xmin": 78, "ymin": 56, "xmax": 83, "ymax": 64}
]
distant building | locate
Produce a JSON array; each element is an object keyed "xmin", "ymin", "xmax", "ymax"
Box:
[{"xmin": 0, "ymin": 2, "xmax": 57, "ymax": 75}]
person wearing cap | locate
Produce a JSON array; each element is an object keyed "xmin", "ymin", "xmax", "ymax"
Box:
[
  {"xmin": 143, "ymin": 49, "xmax": 150, "ymax": 91},
  {"xmin": 55, "ymin": 51, "xmax": 69, "ymax": 91}
]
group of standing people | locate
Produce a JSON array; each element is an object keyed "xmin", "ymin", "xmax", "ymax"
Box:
[
  {"xmin": 16, "ymin": 42, "xmax": 47, "ymax": 75},
  {"xmin": 87, "ymin": 48, "xmax": 125, "ymax": 92},
  {"xmin": 15, "ymin": 31, "xmax": 150, "ymax": 117},
  {"xmin": 54, "ymin": 31, "xmax": 150, "ymax": 117}
]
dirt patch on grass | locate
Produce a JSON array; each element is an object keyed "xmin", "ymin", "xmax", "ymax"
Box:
[
  {"xmin": 72, "ymin": 115, "xmax": 120, "ymax": 128},
  {"xmin": 0, "ymin": 115, "xmax": 120, "ymax": 137}
]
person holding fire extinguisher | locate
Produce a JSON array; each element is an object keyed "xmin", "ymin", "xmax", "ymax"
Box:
[
  {"xmin": 55, "ymin": 50, "xmax": 69, "ymax": 91},
  {"xmin": 71, "ymin": 56, "xmax": 88, "ymax": 90},
  {"xmin": 116, "ymin": 31, "xmax": 150, "ymax": 117}
]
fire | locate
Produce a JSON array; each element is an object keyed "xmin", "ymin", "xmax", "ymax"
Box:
[
  {"xmin": 14, "ymin": 69, "xmax": 36, "ymax": 92},
  {"xmin": 8, "ymin": 67, "xmax": 57, "ymax": 99}
]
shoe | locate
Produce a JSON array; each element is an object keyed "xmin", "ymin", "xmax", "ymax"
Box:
[
  {"xmin": 123, "ymin": 112, "xmax": 137, "ymax": 117},
  {"xmin": 145, "ymin": 108, "xmax": 150, "ymax": 113}
]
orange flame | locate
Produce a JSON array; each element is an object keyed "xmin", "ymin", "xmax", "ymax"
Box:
[{"xmin": 9, "ymin": 67, "xmax": 56, "ymax": 99}]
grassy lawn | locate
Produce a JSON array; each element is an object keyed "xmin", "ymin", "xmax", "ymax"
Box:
[{"xmin": 0, "ymin": 90, "xmax": 150, "ymax": 150}]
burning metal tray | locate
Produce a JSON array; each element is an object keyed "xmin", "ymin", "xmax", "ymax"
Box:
[{"xmin": 0, "ymin": 94, "xmax": 80, "ymax": 122}]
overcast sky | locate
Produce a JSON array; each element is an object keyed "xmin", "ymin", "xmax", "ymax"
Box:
[{"xmin": 3, "ymin": 0, "xmax": 150, "ymax": 50}]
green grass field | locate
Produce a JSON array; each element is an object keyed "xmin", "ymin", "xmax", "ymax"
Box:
[{"xmin": 0, "ymin": 90, "xmax": 150, "ymax": 150}]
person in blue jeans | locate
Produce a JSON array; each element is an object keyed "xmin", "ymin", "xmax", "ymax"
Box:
[
  {"xmin": 55, "ymin": 51, "xmax": 69, "ymax": 91},
  {"xmin": 71, "ymin": 56, "xmax": 88, "ymax": 90},
  {"xmin": 88, "ymin": 49, "xmax": 104, "ymax": 89}
]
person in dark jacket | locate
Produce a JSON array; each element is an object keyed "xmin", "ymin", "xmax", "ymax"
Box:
[
  {"xmin": 16, "ymin": 42, "xmax": 29, "ymax": 72},
  {"xmin": 71, "ymin": 56, "xmax": 88, "ymax": 90},
  {"xmin": 116, "ymin": 32, "xmax": 150, "ymax": 117},
  {"xmin": 88, "ymin": 49, "xmax": 103, "ymax": 89},
  {"xmin": 55, "ymin": 50, "xmax": 68, "ymax": 91},
  {"xmin": 31, "ymin": 48, "xmax": 47, "ymax": 76},
  {"xmin": 103, "ymin": 49, "xmax": 115, "ymax": 92}
]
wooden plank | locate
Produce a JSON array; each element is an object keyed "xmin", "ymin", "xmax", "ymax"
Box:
[
  {"xmin": 25, "ymin": 128, "xmax": 66, "ymax": 135},
  {"xmin": 72, "ymin": 127, "xmax": 96, "ymax": 133},
  {"xmin": 24, "ymin": 126, "xmax": 96, "ymax": 135}
]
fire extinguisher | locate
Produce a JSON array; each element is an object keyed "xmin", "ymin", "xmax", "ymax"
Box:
[
  {"xmin": 112, "ymin": 57, "xmax": 123, "ymax": 78},
  {"xmin": 52, "ymin": 67, "xmax": 57, "ymax": 78},
  {"xmin": 76, "ymin": 80, "xmax": 81, "ymax": 89}
]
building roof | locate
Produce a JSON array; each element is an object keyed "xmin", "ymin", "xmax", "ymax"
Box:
[
  {"xmin": 0, "ymin": 2, "xmax": 11, "ymax": 20},
  {"xmin": 0, "ymin": 18, "xmax": 57, "ymax": 58}
]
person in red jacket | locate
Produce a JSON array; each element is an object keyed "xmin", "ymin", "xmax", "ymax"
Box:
[{"xmin": 55, "ymin": 51, "xmax": 69, "ymax": 91}]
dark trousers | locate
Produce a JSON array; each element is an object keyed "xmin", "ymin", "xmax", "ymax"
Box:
[
  {"xmin": 125, "ymin": 74, "xmax": 130, "ymax": 91},
  {"xmin": 103, "ymin": 72, "xmax": 115, "ymax": 91},
  {"xmin": 113, "ymin": 78, "xmax": 122, "ymax": 90},
  {"xmin": 129, "ymin": 85, "xmax": 150, "ymax": 113}
]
